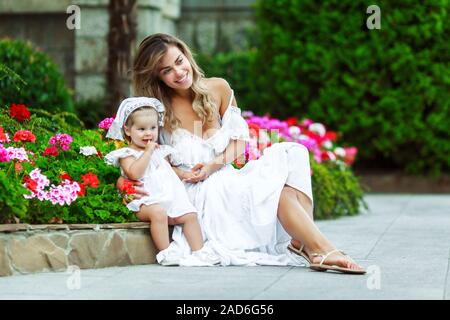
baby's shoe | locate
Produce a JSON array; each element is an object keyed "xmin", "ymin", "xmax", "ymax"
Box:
[
  {"xmin": 190, "ymin": 247, "xmax": 221, "ymax": 266},
  {"xmin": 156, "ymin": 247, "xmax": 182, "ymax": 266}
]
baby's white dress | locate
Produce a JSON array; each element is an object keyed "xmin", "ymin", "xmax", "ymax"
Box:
[
  {"xmin": 159, "ymin": 90, "xmax": 313, "ymax": 266},
  {"xmin": 105, "ymin": 145, "xmax": 197, "ymax": 216}
]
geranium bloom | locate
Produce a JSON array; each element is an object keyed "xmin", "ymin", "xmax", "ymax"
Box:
[
  {"xmin": 79, "ymin": 146, "xmax": 98, "ymax": 156},
  {"xmin": 119, "ymin": 179, "xmax": 135, "ymax": 195},
  {"xmin": 5, "ymin": 147, "xmax": 29, "ymax": 161},
  {"xmin": 0, "ymin": 144, "xmax": 11, "ymax": 162},
  {"xmin": 60, "ymin": 173, "xmax": 72, "ymax": 181},
  {"xmin": 77, "ymin": 182, "xmax": 86, "ymax": 197},
  {"xmin": 0, "ymin": 127, "xmax": 10, "ymax": 143},
  {"xmin": 48, "ymin": 133, "xmax": 73, "ymax": 151},
  {"xmin": 81, "ymin": 173, "xmax": 99, "ymax": 188},
  {"xmin": 13, "ymin": 130, "xmax": 36, "ymax": 143},
  {"xmin": 98, "ymin": 117, "xmax": 115, "ymax": 130},
  {"xmin": 9, "ymin": 104, "xmax": 30, "ymax": 122},
  {"xmin": 43, "ymin": 145, "xmax": 58, "ymax": 157},
  {"xmin": 47, "ymin": 180, "xmax": 80, "ymax": 206}
]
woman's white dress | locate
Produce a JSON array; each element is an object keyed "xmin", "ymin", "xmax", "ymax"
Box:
[
  {"xmin": 105, "ymin": 146, "xmax": 197, "ymax": 216},
  {"xmin": 160, "ymin": 90, "xmax": 314, "ymax": 266}
]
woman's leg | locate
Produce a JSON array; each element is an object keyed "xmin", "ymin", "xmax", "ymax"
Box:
[
  {"xmin": 137, "ymin": 204, "xmax": 170, "ymax": 250},
  {"xmin": 170, "ymin": 213, "xmax": 203, "ymax": 251},
  {"xmin": 285, "ymin": 186, "xmax": 314, "ymax": 250},
  {"xmin": 277, "ymin": 186, "xmax": 364, "ymax": 271}
]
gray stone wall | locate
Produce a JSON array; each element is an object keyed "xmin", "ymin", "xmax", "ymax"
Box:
[
  {"xmin": 0, "ymin": 223, "xmax": 156, "ymax": 277},
  {"xmin": 179, "ymin": 0, "xmax": 256, "ymax": 54}
]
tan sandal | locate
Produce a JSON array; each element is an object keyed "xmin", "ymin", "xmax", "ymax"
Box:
[
  {"xmin": 287, "ymin": 243, "xmax": 325, "ymax": 271},
  {"xmin": 310, "ymin": 249, "xmax": 366, "ymax": 275}
]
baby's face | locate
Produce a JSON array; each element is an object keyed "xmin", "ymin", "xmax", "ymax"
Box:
[{"xmin": 126, "ymin": 112, "xmax": 159, "ymax": 149}]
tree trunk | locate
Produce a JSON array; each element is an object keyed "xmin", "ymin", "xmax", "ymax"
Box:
[{"xmin": 106, "ymin": 0, "xmax": 137, "ymax": 116}]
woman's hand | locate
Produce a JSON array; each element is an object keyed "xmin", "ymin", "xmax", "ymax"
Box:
[
  {"xmin": 117, "ymin": 176, "xmax": 149, "ymax": 204},
  {"xmin": 183, "ymin": 162, "xmax": 218, "ymax": 183}
]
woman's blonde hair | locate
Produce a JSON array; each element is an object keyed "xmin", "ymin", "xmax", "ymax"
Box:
[{"xmin": 132, "ymin": 33, "xmax": 217, "ymax": 132}]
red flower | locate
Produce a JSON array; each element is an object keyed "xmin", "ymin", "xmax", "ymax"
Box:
[
  {"xmin": 23, "ymin": 177, "xmax": 38, "ymax": 194},
  {"xmin": 286, "ymin": 117, "xmax": 298, "ymax": 127},
  {"xmin": 324, "ymin": 131, "xmax": 338, "ymax": 142},
  {"xmin": 96, "ymin": 150, "xmax": 103, "ymax": 159},
  {"xmin": 13, "ymin": 130, "xmax": 36, "ymax": 143},
  {"xmin": 119, "ymin": 179, "xmax": 135, "ymax": 195},
  {"xmin": 43, "ymin": 145, "xmax": 58, "ymax": 157},
  {"xmin": 248, "ymin": 123, "xmax": 260, "ymax": 137},
  {"xmin": 77, "ymin": 182, "xmax": 86, "ymax": 196},
  {"xmin": 0, "ymin": 127, "xmax": 10, "ymax": 143},
  {"xmin": 15, "ymin": 162, "xmax": 23, "ymax": 173},
  {"xmin": 61, "ymin": 173, "xmax": 72, "ymax": 181},
  {"xmin": 81, "ymin": 173, "xmax": 99, "ymax": 188},
  {"xmin": 10, "ymin": 104, "xmax": 30, "ymax": 122}
]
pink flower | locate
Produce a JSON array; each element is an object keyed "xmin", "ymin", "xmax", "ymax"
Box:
[
  {"xmin": 98, "ymin": 117, "xmax": 115, "ymax": 130},
  {"xmin": 48, "ymin": 133, "xmax": 73, "ymax": 151}
]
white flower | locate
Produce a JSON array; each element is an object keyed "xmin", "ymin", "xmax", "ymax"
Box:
[
  {"xmin": 79, "ymin": 146, "xmax": 98, "ymax": 156},
  {"xmin": 289, "ymin": 126, "xmax": 301, "ymax": 138},
  {"xmin": 308, "ymin": 123, "xmax": 326, "ymax": 137},
  {"xmin": 334, "ymin": 147, "xmax": 346, "ymax": 158},
  {"xmin": 322, "ymin": 140, "xmax": 333, "ymax": 150}
]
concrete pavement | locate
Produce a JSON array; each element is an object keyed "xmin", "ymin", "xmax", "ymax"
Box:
[{"xmin": 0, "ymin": 194, "xmax": 449, "ymax": 300}]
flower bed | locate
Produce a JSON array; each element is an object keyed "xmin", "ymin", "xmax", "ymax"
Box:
[{"xmin": 0, "ymin": 104, "xmax": 366, "ymax": 224}]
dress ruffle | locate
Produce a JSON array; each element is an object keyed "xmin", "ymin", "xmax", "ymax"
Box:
[{"xmin": 206, "ymin": 105, "xmax": 250, "ymax": 155}]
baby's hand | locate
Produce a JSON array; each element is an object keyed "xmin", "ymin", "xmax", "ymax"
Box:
[
  {"xmin": 145, "ymin": 141, "xmax": 159, "ymax": 152},
  {"xmin": 181, "ymin": 171, "xmax": 197, "ymax": 182}
]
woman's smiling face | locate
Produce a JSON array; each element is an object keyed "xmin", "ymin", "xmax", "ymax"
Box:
[{"xmin": 158, "ymin": 45, "xmax": 193, "ymax": 91}]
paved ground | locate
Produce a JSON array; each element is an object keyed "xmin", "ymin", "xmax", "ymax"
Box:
[{"xmin": 0, "ymin": 194, "xmax": 449, "ymax": 300}]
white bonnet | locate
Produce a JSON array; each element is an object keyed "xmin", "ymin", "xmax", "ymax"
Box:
[{"xmin": 106, "ymin": 97, "xmax": 165, "ymax": 141}]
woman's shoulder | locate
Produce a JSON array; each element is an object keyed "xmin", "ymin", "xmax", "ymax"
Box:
[
  {"xmin": 203, "ymin": 77, "xmax": 233, "ymax": 114},
  {"xmin": 204, "ymin": 77, "xmax": 231, "ymax": 93}
]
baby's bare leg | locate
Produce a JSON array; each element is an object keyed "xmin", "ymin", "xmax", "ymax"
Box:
[
  {"xmin": 137, "ymin": 204, "xmax": 170, "ymax": 250},
  {"xmin": 172, "ymin": 213, "xmax": 203, "ymax": 251}
]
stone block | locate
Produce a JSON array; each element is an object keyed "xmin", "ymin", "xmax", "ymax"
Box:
[
  {"xmin": 76, "ymin": 8, "xmax": 109, "ymax": 37},
  {"xmin": 95, "ymin": 232, "xmax": 131, "ymax": 268},
  {"xmin": 73, "ymin": 0, "xmax": 109, "ymax": 6},
  {"xmin": 0, "ymin": 239, "xmax": 13, "ymax": 277},
  {"xmin": 68, "ymin": 231, "xmax": 109, "ymax": 268},
  {"xmin": 75, "ymin": 36, "xmax": 108, "ymax": 73},
  {"xmin": 138, "ymin": 0, "xmax": 164, "ymax": 9},
  {"xmin": 162, "ymin": 0, "xmax": 181, "ymax": 19},
  {"xmin": 195, "ymin": 20, "xmax": 217, "ymax": 54},
  {"xmin": 75, "ymin": 74, "xmax": 106, "ymax": 100},
  {"xmin": 124, "ymin": 230, "xmax": 156, "ymax": 264},
  {"xmin": 137, "ymin": 9, "xmax": 162, "ymax": 43},
  {"xmin": 49, "ymin": 234, "xmax": 70, "ymax": 250},
  {"xmin": 8, "ymin": 235, "xmax": 68, "ymax": 273}
]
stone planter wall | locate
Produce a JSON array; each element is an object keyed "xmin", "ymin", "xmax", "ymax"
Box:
[{"xmin": 0, "ymin": 222, "xmax": 157, "ymax": 277}]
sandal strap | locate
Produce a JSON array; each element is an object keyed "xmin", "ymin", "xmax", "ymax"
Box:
[{"xmin": 311, "ymin": 249, "xmax": 348, "ymax": 266}]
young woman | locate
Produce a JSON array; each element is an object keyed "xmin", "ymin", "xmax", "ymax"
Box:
[{"xmin": 122, "ymin": 33, "xmax": 365, "ymax": 274}]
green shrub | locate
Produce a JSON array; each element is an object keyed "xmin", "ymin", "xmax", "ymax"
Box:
[
  {"xmin": 196, "ymin": 50, "xmax": 262, "ymax": 112},
  {"xmin": 251, "ymin": 0, "xmax": 450, "ymax": 176},
  {"xmin": 0, "ymin": 39, "xmax": 74, "ymax": 113},
  {"xmin": 311, "ymin": 160, "xmax": 368, "ymax": 219},
  {"xmin": 74, "ymin": 97, "xmax": 107, "ymax": 129}
]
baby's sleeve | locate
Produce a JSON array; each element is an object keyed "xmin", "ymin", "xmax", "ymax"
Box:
[
  {"xmin": 158, "ymin": 145, "xmax": 182, "ymax": 167},
  {"xmin": 104, "ymin": 148, "xmax": 137, "ymax": 167}
]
